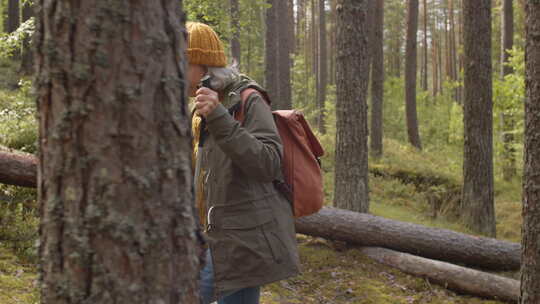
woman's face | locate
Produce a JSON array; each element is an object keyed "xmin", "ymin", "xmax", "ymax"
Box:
[{"xmin": 188, "ymin": 63, "xmax": 206, "ymax": 97}]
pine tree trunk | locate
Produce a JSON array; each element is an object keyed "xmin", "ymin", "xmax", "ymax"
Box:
[
  {"xmin": 317, "ymin": 0, "xmax": 327, "ymax": 133},
  {"xmin": 521, "ymin": 2, "xmax": 540, "ymax": 302},
  {"xmin": 19, "ymin": 1, "xmax": 33, "ymax": 75},
  {"xmin": 431, "ymin": 28, "xmax": 439, "ymax": 96},
  {"xmin": 312, "ymin": 0, "xmax": 318, "ymax": 78},
  {"xmin": 265, "ymin": 0, "xmax": 279, "ymax": 102},
  {"xmin": 297, "ymin": 0, "xmax": 306, "ymax": 52},
  {"xmin": 501, "ymin": 0, "xmax": 516, "ymax": 181},
  {"xmin": 449, "ymin": 0, "xmax": 458, "ymax": 100},
  {"xmin": 230, "ymin": 0, "xmax": 241, "ymax": 68},
  {"xmin": 0, "ymin": 150, "xmax": 37, "ymax": 188},
  {"xmin": 34, "ymin": 1, "xmax": 201, "ymax": 303},
  {"xmin": 462, "ymin": 0, "xmax": 496, "ymax": 237},
  {"xmin": 405, "ymin": 0, "xmax": 422, "ymax": 150},
  {"xmin": 444, "ymin": 3, "xmax": 451, "ymax": 84},
  {"xmin": 296, "ymin": 207, "xmax": 521, "ymax": 271},
  {"xmin": 361, "ymin": 247, "xmax": 519, "ymax": 302},
  {"xmin": 277, "ymin": 0, "xmax": 292, "ymax": 110},
  {"xmin": 334, "ymin": 0, "xmax": 369, "ymax": 213},
  {"xmin": 422, "ymin": 0, "xmax": 428, "ymax": 92},
  {"xmin": 329, "ymin": 0, "xmax": 337, "ymax": 85},
  {"xmin": 437, "ymin": 22, "xmax": 444, "ymax": 95},
  {"xmin": 6, "ymin": 0, "xmax": 19, "ymax": 33},
  {"xmin": 370, "ymin": 0, "xmax": 384, "ymax": 158},
  {"xmin": 288, "ymin": 0, "xmax": 296, "ymax": 54}
]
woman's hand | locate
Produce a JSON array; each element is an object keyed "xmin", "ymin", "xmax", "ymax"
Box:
[{"xmin": 194, "ymin": 87, "xmax": 220, "ymax": 118}]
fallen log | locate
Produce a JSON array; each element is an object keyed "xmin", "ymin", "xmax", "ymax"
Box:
[
  {"xmin": 295, "ymin": 207, "xmax": 520, "ymax": 271},
  {"xmin": 359, "ymin": 247, "xmax": 519, "ymax": 303},
  {"xmin": 0, "ymin": 149, "xmax": 37, "ymax": 188}
]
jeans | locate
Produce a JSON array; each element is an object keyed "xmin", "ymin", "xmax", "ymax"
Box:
[{"xmin": 200, "ymin": 249, "xmax": 261, "ymax": 304}]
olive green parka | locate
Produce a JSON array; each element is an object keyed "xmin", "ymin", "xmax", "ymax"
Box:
[{"xmin": 194, "ymin": 76, "xmax": 300, "ymax": 297}]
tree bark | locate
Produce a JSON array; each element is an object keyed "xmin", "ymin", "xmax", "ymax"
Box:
[
  {"xmin": 462, "ymin": 0, "xmax": 496, "ymax": 237},
  {"xmin": 334, "ymin": 0, "xmax": 369, "ymax": 213},
  {"xmin": 6, "ymin": 0, "xmax": 19, "ymax": 33},
  {"xmin": 265, "ymin": 0, "xmax": 279, "ymax": 103},
  {"xmin": 329, "ymin": 0, "xmax": 337, "ymax": 85},
  {"xmin": 19, "ymin": 1, "xmax": 34, "ymax": 75},
  {"xmin": 422, "ymin": 0, "xmax": 428, "ymax": 92},
  {"xmin": 370, "ymin": 0, "xmax": 384, "ymax": 158},
  {"xmin": 521, "ymin": 2, "xmax": 540, "ymax": 303},
  {"xmin": 230, "ymin": 0, "xmax": 241, "ymax": 68},
  {"xmin": 501, "ymin": 0, "xmax": 516, "ymax": 181},
  {"xmin": 317, "ymin": 0, "xmax": 327, "ymax": 133},
  {"xmin": 295, "ymin": 207, "xmax": 521, "ymax": 271},
  {"xmin": 35, "ymin": 1, "xmax": 201, "ymax": 303},
  {"xmin": 405, "ymin": 0, "xmax": 423, "ymax": 150},
  {"xmin": 449, "ymin": 0, "xmax": 459, "ymax": 102},
  {"xmin": 0, "ymin": 149, "xmax": 37, "ymax": 188},
  {"xmin": 432, "ymin": 26, "xmax": 439, "ymax": 96},
  {"xmin": 360, "ymin": 247, "xmax": 520, "ymax": 302},
  {"xmin": 276, "ymin": 0, "xmax": 292, "ymax": 110},
  {"xmin": 312, "ymin": 0, "xmax": 318, "ymax": 79}
]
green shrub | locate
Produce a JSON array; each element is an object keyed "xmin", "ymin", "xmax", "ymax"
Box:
[
  {"xmin": 0, "ymin": 185, "xmax": 38, "ymax": 263},
  {"xmin": 0, "ymin": 79, "xmax": 37, "ymax": 153}
]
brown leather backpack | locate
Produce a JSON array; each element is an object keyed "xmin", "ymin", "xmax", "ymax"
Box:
[{"xmin": 230, "ymin": 88, "xmax": 325, "ymax": 218}]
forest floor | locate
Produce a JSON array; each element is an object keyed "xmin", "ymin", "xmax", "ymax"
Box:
[
  {"xmin": 0, "ymin": 140, "xmax": 521, "ymax": 303},
  {"xmin": 0, "ymin": 235, "xmax": 509, "ymax": 304}
]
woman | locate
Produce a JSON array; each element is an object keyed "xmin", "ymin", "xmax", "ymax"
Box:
[{"xmin": 186, "ymin": 22, "xmax": 300, "ymax": 304}]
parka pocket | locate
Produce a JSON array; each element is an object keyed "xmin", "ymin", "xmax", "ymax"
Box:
[{"xmin": 219, "ymin": 208, "xmax": 286, "ymax": 269}]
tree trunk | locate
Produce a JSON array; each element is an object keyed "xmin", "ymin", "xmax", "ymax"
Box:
[
  {"xmin": 501, "ymin": 0, "xmax": 516, "ymax": 181},
  {"xmin": 334, "ymin": 0, "xmax": 369, "ymax": 213},
  {"xmin": 0, "ymin": 149, "xmax": 37, "ymax": 188},
  {"xmin": 462, "ymin": 0, "xmax": 496, "ymax": 237},
  {"xmin": 19, "ymin": 1, "xmax": 33, "ymax": 75},
  {"xmin": 360, "ymin": 247, "xmax": 520, "ymax": 302},
  {"xmin": 295, "ymin": 207, "xmax": 520, "ymax": 271},
  {"xmin": 34, "ymin": 1, "xmax": 201, "ymax": 303},
  {"xmin": 288, "ymin": 0, "xmax": 296, "ymax": 54},
  {"xmin": 277, "ymin": 0, "xmax": 292, "ymax": 110},
  {"xmin": 449, "ymin": 0, "xmax": 458, "ymax": 102},
  {"xmin": 265, "ymin": 0, "xmax": 279, "ymax": 103},
  {"xmin": 329, "ymin": 0, "xmax": 337, "ymax": 85},
  {"xmin": 312, "ymin": 0, "xmax": 318, "ymax": 78},
  {"xmin": 432, "ymin": 26, "xmax": 439, "ymax": 96},
  {"xmin": 297, "ymin": 0, "xmax": 306, "ymax": 53},
  {"xmin": 6, "ymin": 0, "xmax": 19, "ymax": 33},
  {"xmin": 405, "ymin": 0, "xmax": 422, "ymax": 150},
  {"xmin": 370, "ymin": 0, "xmax": 384, "ymax": 158},
  {"xmin": 437, "ymin": 21, "xmax": 444, "ymax": 95},
  {"xmin": 230, "ymin": 0, "xmax": 241, "ymax": 68},
  {"xmin": 317, "ymin": 0, "xmax": 327, "ymax": 133},
  {"xmin": 521, "ymin": 2, "xmax": 540, "ymax": 303},
  {"xmin": 422, "ymin": 0, "xmax": 428, "ymax": 92}
]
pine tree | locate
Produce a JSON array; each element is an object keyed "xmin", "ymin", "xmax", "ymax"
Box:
[{"xmin": 35, "ymin": 1, "xmax": 201, "ymax": 302}]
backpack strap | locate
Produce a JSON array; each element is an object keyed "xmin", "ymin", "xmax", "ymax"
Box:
[{"xmin": 228, "ymin": 88, "xmax": 269, "ymax": 124}]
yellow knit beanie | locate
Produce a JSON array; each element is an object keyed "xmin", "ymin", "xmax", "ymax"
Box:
[{"xmin": 186, "ymin": 22, "xmax": 227, "ymax": 67}]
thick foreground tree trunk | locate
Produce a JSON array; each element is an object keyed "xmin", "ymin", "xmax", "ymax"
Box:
[
  {"xmin": 0, "ymin": 150, "xmax": 37, "ymax": 188},
  {"xmin": 295, "ymin": 207, "xmax": 520, "ymax": 270},
  {"xmin": 35, "ymin": 1, "xmax": 201, "ymax": 303},
  {"xmin": 360, "ymin": 247, "xmax": 519, "ymax": 302}
]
